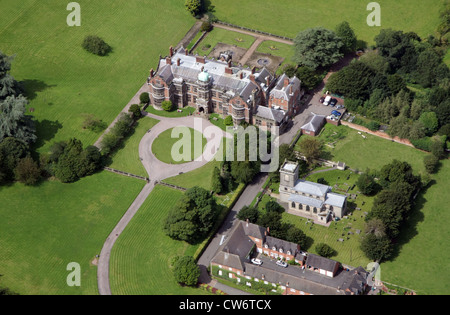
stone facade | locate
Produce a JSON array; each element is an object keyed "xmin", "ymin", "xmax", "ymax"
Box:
[
  {"xmin": 279, "ymin": 161, "xmax": 347, "ymax": 225},
  {"xmin": 148, "ymin": 47, "xmax": 303, "ymax": 130}
]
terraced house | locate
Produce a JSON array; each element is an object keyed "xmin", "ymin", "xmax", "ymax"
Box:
[
  {"xmin": 210, "ymin": 220, "xmax": 369, "ymax": 295},
  {"xmin": 147, "ymin": 47, "xmax": 303, "ymax": 131}
]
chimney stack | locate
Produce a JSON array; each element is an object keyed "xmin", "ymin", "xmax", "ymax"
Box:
[
  {"xmin": 239, "ymin": 71, "xmax": 243, "ymax": 80},
  {"xmin": 169, "ymin": 46, "xmax": 174, "ymax": 57},
  {"xmin": 185, "ymin": 48, "xmax": 189, "ymax": 56},
  {"xmin": 166, "ymin": 57, "xmax": 172, "ymax": 65},
  {"xmin": 251, "ymin": 66, "xmax": 256, "ymax": 74},
  {"xmin": 149, "ymin": 68, "xmax": 154, "ymax": 78},
  {"xmin": 284, "ymin": 77, "xmax": 290, "ymax": 88},
  {"xmin": 177, "ymin": 58, "xmax": 181, "ymax": 66},
  {"xmin": 196, "ymin": 56, "xmax": 205, "ymax": 64},
  {"xmin": 265, "ymin": 76, "xmax": 270, "ymax": 87}
]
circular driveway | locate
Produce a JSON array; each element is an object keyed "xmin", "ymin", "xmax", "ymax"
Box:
[
  {"xmin": 97, "ymin": 112, "xmax": 231, "ymax": 295},
  {"xmin": 140, "ymin": 113, "xmax": 232, "ymax": 182}
]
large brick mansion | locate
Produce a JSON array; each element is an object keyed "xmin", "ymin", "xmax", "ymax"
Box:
[{"xmin": 147, "ymin": 46, "xmax": 304, "ymax": 131}]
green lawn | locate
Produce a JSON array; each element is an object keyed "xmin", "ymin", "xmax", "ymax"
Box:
[
  {"xmin": 380, "ymin": 159, "xmax": 450, "ymax": 295},
  {"xmin": 152, "ymin": 127, "xmax": 207, "ymax": 164},
  {"xmin": 109, "ymin": 184, "xmax": 208, "ymax": 295},
  {"xmin": 146, "ymin": 105, "xmax": 196, "ymax": 118},
  {"xmin": 0, "ymin": 171, "xmax": 145, "ymax": 295},
  {"xmin": 211, "ymin": 0, "xmax": 441, "ymax": 45},
  {"xmin": 296, "ymin": 124, "xmax": 429, "ymax": 175},
  {"xmin": 0, "ymin": 0, "xmax": 194, "ymax": 153},
  {"xmin": 256, "ymin": 40, "xmax": 295, "ymax": 74},
  {"xmin": 108, "ymin": 116, "xmax": 160, "ymax": 177},
  {"xmin": 192, "ymin": 27, "xmax": 256, "ymax": 56}
]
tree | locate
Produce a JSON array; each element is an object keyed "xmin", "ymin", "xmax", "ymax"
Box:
[
  {"xmin": 292, "ymin": 27, "xmax": 344, "ymax": 70},
  {"xmin": 413, "ymin": 48, "xmax": 445, "ymax": 88},
  {"xmin": 211, "ymin": 166, "xmax": 223, "ymax": 194},
  {"xmin": 326, "ymin": 61, "xmax": 376, "ymax": 100},
  {"xmin": 200, "ymin": 21, "xmax": 213, "ymax": 32},
  {"xmin": 185, "ymin": 0, "xmax": 202, "ymax": 17},
  {"xmin": 82, "ymin": 35, "xmax": 111, "ymax": 56},
  {"xmin": 298, "ymin": 137, "xmax": 322, "ymax": 163},
  {"xmin": 0, "ymin": 51, "xmax": 21, "ymax": 100},
  {"xmin": 356, "ymin": 172, "xmax": 379, "ymax": 196},
  {"xmin": 423, "ymin": 154, "xmax": 440, "ymax": 174},
  {"xmin": 374, "ymin": 29, "xmax": 420, "ymax": 74},
  {"xmin": 286, "ymin": 227, "xmax": 307, "ymax": 248},
  {"xmin": 419, "ymin": 112, "xmax": 439, "ymax": 136},
  {"xmin": 236, "ymin": 206, "xmax": 259, "ymax": 223},
  {"xmin": 172, "ymin": 256, "xmax": 200, "ymax": 286},
  {"xmin": 295, "ymin": 66, "xmax": 323, "ymax": 91},
  {"xmin": 0, "ymin": 137, "xmax": 29, "ymax": 182},
  {"xmin": 360, "ymin": 233, "xmax": 393, "ymax": 262},
  {"xmin": 315, "ymin": 243, "xmax": 336, "ymax": 258},
  {"xmin": 0, "ymin": 95, "xmax": 36, "ymax": 144},
  {"xmin": 335, "ymin": 21, "xmax": 357, "ymax": 53},
  {"xmin": 128, "ymin": 104, "xmax": 142, "ymax": 119},
  {"xmin": 164, "ymin": 186, "xmax": 218, "ymax": 243},
  {"xmin": 161, "ymin": 100, "xmax": 174, "ymax": 112},
  {"xmin": 265, "ymin": 200, "xmax": 285, "ymax": 214},
  {"xmin": 14, "ymin": 156, "xmax": 41, "ymax": 185}
]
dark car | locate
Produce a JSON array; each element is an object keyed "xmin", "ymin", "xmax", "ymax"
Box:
[
  {"xmin": 331, "ymin": 110, "xmax": 342, "ymax": 117},
  {"xmin": 329, "ymin": 98, "xmax": 338, "ymax": 106},
  {"xmin": 319, "ymin": 97, "xmax": 325, "ymax": 103}
]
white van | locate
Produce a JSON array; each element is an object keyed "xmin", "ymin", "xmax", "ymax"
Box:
[{"xmin": 323, "ymin": 95, "xmax": 332, "ymax": 106}]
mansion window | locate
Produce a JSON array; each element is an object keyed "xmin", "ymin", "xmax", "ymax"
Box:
[
  {"xmin": 313, "ymin": 207, "xmax": 317, "ymax": 214},
  {"xmin": 306, "ymin": 205, "xmax": 310, "ymax": 212},
  {"xmin": 255, "ymin": 119, "xmax": 261, "ymax": 126},
  {"xmin": 298, "ymin": 204, "xmax": 303, "ymax": 210},
  {"xmin": 291, "ymin": 202, "xmax": 295, "ymax": 208}
]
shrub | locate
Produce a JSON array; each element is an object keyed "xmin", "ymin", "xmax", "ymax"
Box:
[
  {"xmin": 161, "ymin": 100, "xmax": 175, "ymax": 112},
  {"xmin": 423, "ymin": 154, "xmax": 439, "ymax": 174},
  {"xmin": 82, "ymin": 114, "xmax": 107, "ymax": 132},
  {"xmin": 82, "ymin": 35, "xmax": 111, "ymax": 56},
  {"xmin": 172, "ymin": 256, "xmax": 200, "ymax": 286},
  {"xmin": 139, "ymin": 92, "xmax": 150, "ymax": 105},
  {"xmin": 411, "ymin": 137, "xmax": 433, "ymax": 152},
  {"xmin": 224, "ymin": 115, "xmax": 233, "ymax": 126},
  {"xmin": 14, "ymin": 156, "xmax": 41, "ymax": 185},
  {"xmin": 200, "ymin": 21, "xmax": 213, "ymax": 32}
]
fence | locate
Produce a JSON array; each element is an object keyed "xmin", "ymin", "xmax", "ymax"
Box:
[
  {"xmin": 158, "ymin": 181, "xmax": 187, "ymax": 192},
  {"xmin": 214, "ymin": 21, "xmax": 294, "ymax": 42},
  {"xmin": 103, "ymin": 167, "xmax": 149, "ymax": 182}
]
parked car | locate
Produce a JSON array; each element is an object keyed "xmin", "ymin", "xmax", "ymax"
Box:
[
  {"xmin": 336, "ymin": 105, "xmax": 345, "ymax": 110},
  {"xmin": 251, "ymin": 258, "xmax": 263, "ymax": 266},
  {"xmin": 331, "ymin": 110, "xmax": 342, "ymax": 117},
  {"xmin": 323, "ymin": 95, "xmax": 332, "ymax": 106},
  {"xmin": 276, "ymin": 260, "xmax": 288, "ymax": 268},
  {"xmin": 329, "ymin": 98, "xmax": 338, "ymax": 106}
]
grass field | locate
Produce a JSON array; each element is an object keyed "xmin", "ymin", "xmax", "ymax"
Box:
[
  {"xmin": 296, "ymin": 124, "xmax": 429, "ymax": 175},
  {"xmin": 0, "ymin": 171, "xmax": 145, "ymax": 295},
  {"xmin": 380, "ymin": 159, "xmax": 450, "ymax": 295},
  {"xmin": 108, "ymin": 116, "xmax": 160, "ymax": 177},
  {"xmin": 211, "ymin": 0, "xmax": 441, "ymax": 45},
  {"xmin": 152, "ymin": 127, "xmax": 207, "ymax": 164},
  {"xmin": 0, "ymin": 0, "xmax": 194, "ymax": 153},
  {"xmin": 109, "ymin": 184, "xmax": 208, "ymax": 295},
  {"xmin": 192, "ymin": 27, "xmax": 256, "ymax": 56},
  {"xmin": 256, "ymin": 40, "xmax": 295, "ymax": 74}
]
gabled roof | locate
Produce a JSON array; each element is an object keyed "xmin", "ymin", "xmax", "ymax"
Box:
[
  {"xmin": 301, "ymin": 114, "xmax": 326, "ymax": 132},
  {"xmin": 254, "ymin": 106, "xmax": 286, "ymax": 123},
  {"xmin": 325, "ymin": 192, "xmax": 347, "ymax": 208},
  {"xmin": 270, "ymin": 74, "xmax": 301, "ymax": 101},
  {"xmin": 292, "ymin": 180, "xmax": 331, "ymax": 197},
  {"xmin": 305, "ymin": 254, "xmax": 340, "ymax": 273},
  {"xmin": 264, "ymin": 236, "xmax": 299, "ymax": 254}
]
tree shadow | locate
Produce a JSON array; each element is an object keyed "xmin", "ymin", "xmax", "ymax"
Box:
[
  {"xmin": 32, "ymin": 119, "xmax": 63, "ymax": 150},
  {"xmin": 389, "ymin": 180, "xmax": 434, "ymax": 260},
  {"xmin": 19, "ymin": 79, "xmax": 56, "ymax": 101}
]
